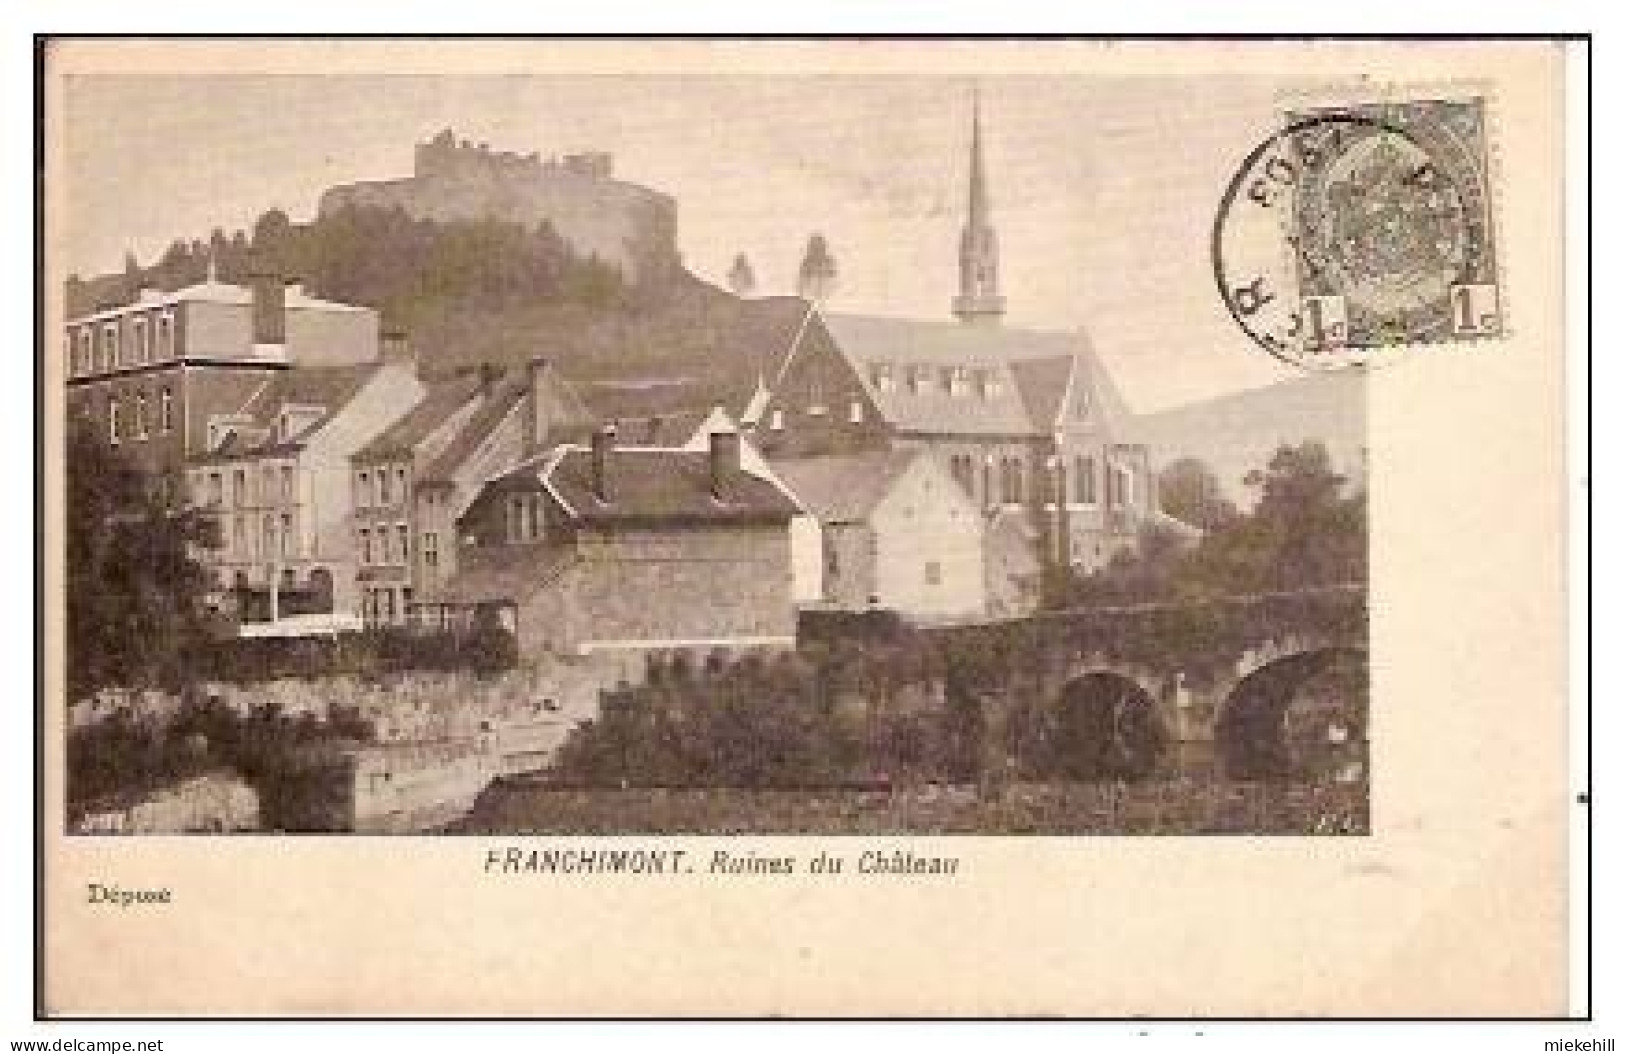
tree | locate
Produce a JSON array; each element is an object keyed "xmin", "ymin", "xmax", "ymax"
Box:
[
  {"xmin": 65, "ymin": 420, "xmax": 220, "ymax": 701},
  {"xmin": 1157, "ymin": 456, "xmax": 1237, "ymax": 531},
  {"xmin": 1181, "ymin": 440, "xmax": 1366, "ymax": 595},
  {"xmin": 726, "ymin": 252, "xmax": 757, "ymax": 298},
  {"xmin": 796, "ymin": 233, "xmax": 837, "ymax": 303}
]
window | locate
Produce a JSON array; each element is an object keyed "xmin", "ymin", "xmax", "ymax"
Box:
[
  {"xmin": 806, "ymin": 376, "xmax": 826, "ymax": 416},
  {"xmin": 906, "ymin": 365, "xmax": 927, "ymax": 395},
  {"xmin": 507, "ymin": 496, "xmax": 523, "ymax": 542},
  {"xmin": 102, "ymin": 324, "xmax": 120, "ymax": 369},
  {"xmin": 133, "ymin": 317, "xmax": 149, "ymax": 364},
  {"xmin": 924, "ymin": 561, "xmax": 943, "ymax": 586},
  {"xmin": 870, "ymin": 363, "xmax": 895, "ymax": 393},
  {"xmin": 1000, "ymin": 457, "xmax": 1026, "ymax": 504},
  {"xmin": 848, "ymin": 400, "xmax": 864, "ymax": 424},
  {"xmin": 107, "ymin": 397, "xmax": 120, "ymax": 445},
  {"xmin": 232, "ymin": 516, "xmax": 246, "ymax": 557},
  {"xmin": 159, "ymin": 388, "xmax": 173, "ymax": 433},
  {"xmin": 357, "ymin": 471, "xmax": 371, "ymax": 508},
  {"xmin": 422, "ymin": 532, "xmax": 439, "ymax": 571},
  {"xmin": 397, "ymin": 524, "xmax": 410, "ymax": 564},
  {"xmin": 379, "ymin": 468, "xmax": 393, "ymax": 505},
  {"xmin": 281, "ymin": 466, "xmax": 294, "ymax": 502},
  {"xmin": 824, "ymin": 534, "xmax": 839, "ymax": 578},
  {"xmin": 76, "ymin": 330, "xmax": 92, "ymax": 374},
  {"xmin": 395, "ymin": 467, "xmax": 407, "ymax": 502},
  {"xmin": 1075, "ymin": 456, "xmax": 1097, "ymax": 505},
  {"xmin": 770, "ymin": 409, "xmax": 784, "ymax": 432},
  {"xmin": 945, "ymin": 367, "xmax": 969, "ymax": 397},
  {"xmin": 262, "ymin": 515, "xmax": 276, "ymax": 559},
  {"xmin": 359, "ymin": 527, "xmax": 372, "ymax": 565},
  {"xmin": 134, "ymin": 392, "xmax": 148, "ymax": 438},
  {"xmin": 208, "ymin": 472, "xmax": 223, "ymax": 507},
  {"xmin": 1072, "ymin": 385, "xmax": 1091, "ymax": 420},
  {"xmin": 232, "ymin": 469, "xmax": 246, "ymax": 506},
  {"xmin": 157, "ymin": 313, "xmax": 174, "ymax": 358},
  {"xmin": 280, "ymin": 568, "xmax": 296, "ymax": 591},
  {"xmin": 280, "ymin": 513, "xmax": 294, "ymax": 556}
]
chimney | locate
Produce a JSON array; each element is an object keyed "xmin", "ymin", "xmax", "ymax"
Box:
[
  {"xmin": 249, "ymin": 271, "xmax": 286, "ymax": 347},
  {"xmin": 379, "ymin": 329, "xmax": 414, "ymax": 370},
  {"xmin": 525, "ymin": 356, "xmax": 550, "ymax": 453},
  {"xmin": 709, "ymin": 431, "xmax": 741, "ymax": 500},
  {"xmin": 590, "ymin": 426, "xmax": 616, "ymax": 504},
  {"xmin": 478, "ymin": 361, "xmax": 501, "ymax": 398}
]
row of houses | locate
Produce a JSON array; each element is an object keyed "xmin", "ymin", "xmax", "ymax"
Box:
[
  {"xmin": 66, "ymin": 109, "xmax": 1180, "ymax": 660},
  {"xmin": 66, "ymin": 268, "xmax": 1173, "ymax": 659}
]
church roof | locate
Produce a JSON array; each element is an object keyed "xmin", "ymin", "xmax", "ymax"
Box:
[{"xmin": 814, "ymin": 312, "xmax": 1133, "ymax": 437}]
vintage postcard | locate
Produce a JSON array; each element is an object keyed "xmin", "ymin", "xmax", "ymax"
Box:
[{"xmin": 39, "ymin": 38, "xmax": 1577, "ymax": 1016}]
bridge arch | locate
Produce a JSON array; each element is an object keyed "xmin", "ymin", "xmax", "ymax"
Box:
[
  {"xmin": 1214, "ymin": 646, "xmax": 1367, "ymax": 780},
  {"xmin": 1040, "ymin": 670, "xmax": 1168, "ymax": 780}
]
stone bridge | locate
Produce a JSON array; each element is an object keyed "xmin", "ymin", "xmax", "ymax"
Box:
[{"xmin": 923, "ymin": 584, "xmax": 1367, "ymax": 780}]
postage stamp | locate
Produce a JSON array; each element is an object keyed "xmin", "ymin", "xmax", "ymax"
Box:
[{"xmin": 1212, "ymin": 95, "xmax": 1502, "ymax": 369}]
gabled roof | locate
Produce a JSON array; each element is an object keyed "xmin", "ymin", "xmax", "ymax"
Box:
[
  {"xmin": 771, "ymin": 449, "xmax": 937, "ymax": 525},
  {"xmin": 491, "ymin": 445, "xmax": 799, "ymax": 525},
  {"xmin": 195, "ymin": 362, "xmax": 380, "ymax": 460},
  {"xmin": 415, "ymin": 377, "xmax": 528, "ymax": 485},
  {"xmin": 354, "ymin": 372, "xmax": 484, "ymax": 461},
  {"xmin": 815, "ymin": 312, "xmax": 1132, "ymax": 436}
]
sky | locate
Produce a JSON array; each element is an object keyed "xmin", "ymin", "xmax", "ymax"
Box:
[{"xmin": 57, "ymin": 73, "xmax": 1336, "ymax": 412}]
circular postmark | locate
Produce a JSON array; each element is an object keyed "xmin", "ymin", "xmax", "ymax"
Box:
[{"xmin": 1213, "ymin": 100, "xmax": 1500, "ymax": 371}]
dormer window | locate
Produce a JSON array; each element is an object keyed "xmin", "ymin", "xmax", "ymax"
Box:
[{"xmin": 279, "ymin": 404, "xmax": 324, "ymax": 444}]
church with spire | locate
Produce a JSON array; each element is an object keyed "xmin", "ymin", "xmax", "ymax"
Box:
[
  {"xmin": 952, "ymin": 92, "xmax": 1006, "ymax": 325},
  {"xmin": 745, "ymin": 91, "xmax": 1174, "ymax": 617}
]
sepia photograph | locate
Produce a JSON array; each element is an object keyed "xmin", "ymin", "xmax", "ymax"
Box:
[
  {"xmin": 35, "ymin": 37, "xmax": 1577, "ymax": 1019},
  {"xmin": 57, "ymin": 70, "xmax": 1380, "ymax": 838}
]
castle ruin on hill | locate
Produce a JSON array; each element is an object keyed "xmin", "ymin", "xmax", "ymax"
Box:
[{"xmin": 318, "ymin": 130, "xmax": 679, "ymax": 280}]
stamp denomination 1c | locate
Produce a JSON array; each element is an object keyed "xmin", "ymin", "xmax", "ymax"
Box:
[{"xmin": 1213, "ymin": 96, "xmax": 1501, "ymax": 370}]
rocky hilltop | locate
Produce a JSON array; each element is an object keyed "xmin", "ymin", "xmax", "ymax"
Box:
[{"xmin": 318, "ymin": 130, "xmax": 679, "ymax": 280}]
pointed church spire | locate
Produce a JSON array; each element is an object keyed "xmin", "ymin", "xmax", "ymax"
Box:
[
  {"xmin": 968, "ymin": 88, "xmax": 989, "ymax": 229},
  {"xmin": 953, "ymin": 87, "xmax": 1005, "ymax": 325}
]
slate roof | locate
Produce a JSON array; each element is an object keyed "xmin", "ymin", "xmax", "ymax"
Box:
[
  {"xmin": 814, "ymin": 312, "xmax": 1133, "ymax": 436},
  {"xmin": 770, "ymin": 450, "xmax": 933, "ymax": 524},
  {"xmin": 194, "ymin": 362, "xmax": 380, "ymax": 461},
  {"xmin": 354, "ymin": 372, "xmax": 484, "ymax": 461},
  {"xmin": 489, "ymin": 445, "xmax": 800, "ymax": 525}
]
